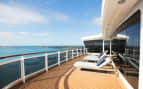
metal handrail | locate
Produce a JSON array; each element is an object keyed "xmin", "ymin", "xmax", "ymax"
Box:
[
  {"xmin": 126, "ymin": 56, "xmax": 139, "ymax": 64},
  {"xmin": 0, "ymin": 50, "xmax": 64, "ymax": 60},
  {"xmin": 118, "ymin": 53, "xmax": 139, "ymax": 70},
  {"xmin": 0, "ymin": 48, "xmax": 87, "ymax": 89}
]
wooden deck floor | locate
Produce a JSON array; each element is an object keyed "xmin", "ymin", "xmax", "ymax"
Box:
[
  {"xmin": 65, "ymin": 68, "xmax": 124, "ymax": 89},
  {"xmin": 58, "ymin": 65, "xmax": 127, "ymax": 89},
  {"xmin": 13, "ymin": 55, "xmax": 86, "ymax": 89},
  {"xmin": 12, "ymin": 54, "xmax": 137, "ymax": 89}
]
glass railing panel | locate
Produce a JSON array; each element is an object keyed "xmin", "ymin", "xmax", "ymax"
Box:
[
  {"xmin": 60, "ymin": 52, "xmax": 66, "ymax": 62},
  {"xmin": 81, "ymin": 49, "xmax": 84, "ymax": 54},
  {"xmin": 24, "ymin": 56, "xmax": 45, "ymax": 75},
  {"xmin": 68, "ymin": 51, "xmax": 72, "ymax": 59},
  {"xmin": 48, "ymin": 54, "xmax": 58, "ymax": 66},
  {"xmin": 80, "ymin": 49, "xmax": 82, "ymax": 55},
  {"xmin": 78, "ymin": 50, "xmax": 81, "ymax": 55},
  {"xmin": 73, "ymin": 50, "xmax": 77, "ymax": 57},
  {"xmin": 0, "ymin": 61, "xmax": 21, "ymax": 88}
]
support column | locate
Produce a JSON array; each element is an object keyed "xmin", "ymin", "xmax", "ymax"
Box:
[
  {"xmin": 102, "ymin": 40, "xmax": 105, "ymax": 53},
  {"xmin": 77, "ymin": 48, "xmax": 78, "ymax": 57},
  {"xmin": 110, "ymin": 40, "xmax": 112, "ymax": 56},
  {"xmin": 84, "ymin": 48, "xmax": 86, "ymax": 55},
  {"xmin": 86, "ymin": 48, "xmax": 88, "ymax": 54}
]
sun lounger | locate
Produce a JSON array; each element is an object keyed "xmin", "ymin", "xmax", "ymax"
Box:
[
  {"xmin": 74, "ymin": 57, "xmax": 111, "ymax": 68},
  {"xmin": 83, "ymin": 51, "xmax": 108, "ymax": 61}
]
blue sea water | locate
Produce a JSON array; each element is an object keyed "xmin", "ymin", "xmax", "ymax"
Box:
[
  {"xmin": 0, "ymin": 46, "xmax": 65, "ymax": 88},
  {"xmin": 0, "ymin": 46, "xmax": 60, "ymax": 63}
]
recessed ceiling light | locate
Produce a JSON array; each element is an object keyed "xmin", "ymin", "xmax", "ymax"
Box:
[{"xmin": 118, "ymin": 0, "xmax": 126, "ymax": 4}]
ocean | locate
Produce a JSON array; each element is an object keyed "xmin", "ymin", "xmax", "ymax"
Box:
[
  {"xmin": 0, "ymin": 46, "xmax": 61, "ymax": 63},
  {"xmin": 0, "ymin": 46, "xmax": 66, "ymax": 88}
]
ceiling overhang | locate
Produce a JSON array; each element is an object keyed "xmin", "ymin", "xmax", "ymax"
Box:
[
  {"xmin": 82, "ymin": 34, "xmax": 128, "ymax": 41},
  {"xmin": 101, "ymin": 0, "xmax": 139, "ymax": 40}
]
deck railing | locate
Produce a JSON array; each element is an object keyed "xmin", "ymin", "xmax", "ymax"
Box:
[{"xmin": 0, "ymin": 48, "xmax": 87, "ymax": 89}]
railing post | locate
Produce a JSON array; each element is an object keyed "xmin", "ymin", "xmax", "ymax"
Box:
[
  {"xmin": 21, "ymin": 56, "xmax": 25, "ymax": 83},
  {"xmin": 45, "ymin": 53, "xmax": 48, "ymax": 72},
  {"xmin": 58, "ymin": 51, "xmax": 60, "ymax": 65},
  {"xmin": 72, "ymin": 50, "xmax": 74, "ymax": 59},
  {"xmin": 66, "ymin": 50, "xmax": 68, "ymax": 61},
  {"xmin": 77, "ymin": 48, "xmax": 78, "ymax": 57}
]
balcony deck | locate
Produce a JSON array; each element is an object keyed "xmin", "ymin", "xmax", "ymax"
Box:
[
  {"xmin": 13, "ymin": 55, "xmax": 86, "ymax": 89},
  {"xmin": 13, "ymin": 54, "xmax": 137, "ymax": 89},
  {"xmin": 59, "ymin": 68, "xmax": 125, "ymax": 89}
]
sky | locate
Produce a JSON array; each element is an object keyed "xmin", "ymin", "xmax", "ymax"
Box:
[{"xmin": 0, "ymin": 0, "xmax": 102, "ymax": 46}]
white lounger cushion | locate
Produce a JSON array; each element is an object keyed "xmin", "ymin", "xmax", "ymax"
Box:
[
  {"xmin": 83, "ymin": 54, "xmax": 105, "ymax": 61},
  {"xmin": 74, "ymin": 62, "xmax": 98, "ymax": 68},
  {"xmin": 84, "ymin": 56, "xmax": 98, "ymax": 61},
  {"xmin": 83, "ymin": 51, "xmax": 108, "ymax": 61},
  {"xmin": 74, "ymin": 57, "xmax": 111, "ymax": 68}
]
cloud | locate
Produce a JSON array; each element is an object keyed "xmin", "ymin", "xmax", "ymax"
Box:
[
  {"xmin": 15, "ymin": 32, "xmax": 48, "ymax": 36},
  {"xmin": 17, "ymin": 32, "xmax": 49, "ymax": 37},
  {"xmin": 32, "ymin": 33, "xmax": 48, "ymax": 36},
  {"xmin": 0, "ymin": 32, "xmax": 20, "ymax": 39},
  {"xmin": 18, "ymin": 32, "xmax": 29, "ymax": 35},
  {"xmin": 44, "ymin": 11, "xmax": 70, "ymax": 22},
  {"xmin": 92, "ymin": 17, "xmax": 102, "ymax": 25},
  {"xmin": 54, "ymin": 13, "xmax": 69, "ymax": 21},
  {"xmin": 0, "ymin": 4, "xmax": 47, "ymax": 25},
  {"xmin": 0, "ymin": 3, "xmax": 70, "ymax": 25},
  {"xmin": 0, "ymin": 32, "xmax": 49, "ymax": 45}
]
